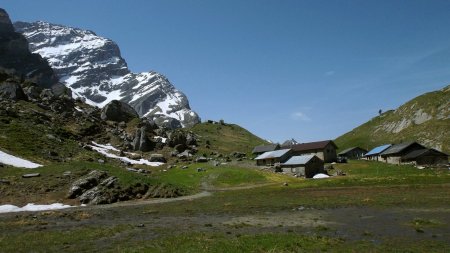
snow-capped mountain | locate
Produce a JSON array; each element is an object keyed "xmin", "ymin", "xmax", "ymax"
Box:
[{"xmin": 14, "ymin": 21, "xmax": 200, "ymax": 128}]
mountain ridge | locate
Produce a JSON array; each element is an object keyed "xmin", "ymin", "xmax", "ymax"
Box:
[
  {"xmin": 14, "ymin": 21, "xmax": 200, "ymax": 128},
  {"xmin": 335, "ymin": 85, "xmax": 450, "ymax": 153}
]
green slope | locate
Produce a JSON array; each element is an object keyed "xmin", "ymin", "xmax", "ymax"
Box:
[
  {"xmin": 188, "ymin": 122, "xmax": 269, "ymax": 156},
  {"xmin": 335, "ymin": 85, "xmax": 450, "ymax": 153}
]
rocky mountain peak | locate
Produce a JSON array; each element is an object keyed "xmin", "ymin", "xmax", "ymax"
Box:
[
  {"xmin": 0, "ymin": 8, "xmax": 14, "ymax": 33},
  {"xmin": 14, "ymin": 21, "xmax": 200, "ymax": 128}
]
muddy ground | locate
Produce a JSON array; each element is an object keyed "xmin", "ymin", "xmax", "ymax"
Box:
[{"xmin": 1, "ymin": 195, "xmax": 449, "ymax": 250}]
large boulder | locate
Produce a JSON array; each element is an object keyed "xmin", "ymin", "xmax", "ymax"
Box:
[
  {"xmin": 101, "ymin": 100, "xmax": 139, "ymax": 122},
  {"xmin": 0, "ymin": 81, "xmax": 27, "ymax": 101}
]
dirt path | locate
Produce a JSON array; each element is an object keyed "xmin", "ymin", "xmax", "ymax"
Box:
[
  {"xmin": 88, "ymin": 191, "xmax": 212, "ymax": 210},
  {"xmin": 87, "ymin": 180, "xmax": 279, "ymax": 211}
]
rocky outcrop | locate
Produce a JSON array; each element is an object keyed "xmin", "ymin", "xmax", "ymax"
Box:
[
  {"xmin": 132, "ymin": 126, "xmax": 154, "ymax": 152},
  {"xmin": 0, "ymin": 9, "xmax": 66, "ymax": 94},
  {"xmin": 14, "ymin": 21, "xmax": 201, "ymax": 128},
  {"xmin": 101, "ymin": 100, "xmax": 139, "ymax": 122},
  {"xmin": 67, "ymin": 170, "xmax": 108, "ymax": 198},
  {"xmin": 67, "ymin": 170, "xmax": 182, "ymax": 205},
  {"xmin": 0, "ymin": 80, "xmax": 27, "ymax": 101}
]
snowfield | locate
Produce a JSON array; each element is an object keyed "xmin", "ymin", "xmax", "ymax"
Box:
[
  {"xmin": 0, "ymin": 150, "xmax": 43, "ymax": 168},
  {"xmin": 0, "ymin": 203, "xmax": 74, "ymax": 213}
]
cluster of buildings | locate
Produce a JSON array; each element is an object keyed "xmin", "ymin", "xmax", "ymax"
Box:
[
  {"xmin": 252, "ymin": 140, "xmax": 448, "ymax": 178},
  {"xmin": 361, "ymin": 141, "xmax": 448, "ymax": 166},
  {"xmin": 252, "ymin": 140, "xmax": 337, "ymax": 178}
]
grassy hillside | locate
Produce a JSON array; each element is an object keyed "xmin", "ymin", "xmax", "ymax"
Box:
[
  {"xmin": 188, "ymin": 122, "xmax": 269, "ymax": 156},
  {"xmin": 335, "ymin": 85, "xmax": 450, "ymax": 153}
]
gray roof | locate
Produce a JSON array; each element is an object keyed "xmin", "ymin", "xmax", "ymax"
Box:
[
  {"xmin": 380, "ymin": 142, "xmax": 423, "ymax": 156},
  {"xmin": 402, "ymin": 149, "xmax": 448, "ymax": 160},
  {"xmin": 365, "ymin": 144, "xmax": 392, "ymax": 156},
  {"xmin": 338, "ymin": 147, "xmax": 367, "ymax": 156},
  {"xmin": 255, "ymin": 149, "xmax": 291, "ymax": 160},
  {"xmin": 283, "ymin": 154, "xmax": 317, "ymax": 165},
  {"xmin": 252, "ymin": 144, "xmax": 280, "ymax": 154}
]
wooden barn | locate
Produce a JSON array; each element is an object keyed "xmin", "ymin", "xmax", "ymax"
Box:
[
  {"xmin": 281, "ymin": 154, "xmax": 324, "ymax": 178},
  {"xmin": 402, "ymin": 148, "xmax": 448, "ymax": 166},
  {"xmin": 282, "ymin": 140, "xmax": 338, "ymax": 163},
  {"xmin": 255, "ymin": 149, "xmax": 291, "ymax": 166},
  {"xmin": 338, "ymin": 147, "xmax": 367, "ymax": 159},
  {"xmin": 380, "ymin": 142, "xmax": 426, "ymax": 164}
]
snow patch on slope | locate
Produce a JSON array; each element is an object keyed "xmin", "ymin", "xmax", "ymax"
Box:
[
  {"xmin": 0, "ymin": 150, "xmax": 42, "ymax": 168},
  {"xmin": 89, "ymin": 142, "xmax": 163, "ymax": 166},
  {"xmin": 0, "ymin": 203, "xmax": 74, "ymax": 213}
]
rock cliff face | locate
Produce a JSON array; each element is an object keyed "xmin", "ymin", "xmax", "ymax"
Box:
[
  {"xmin": 0, "ymin": 9, "xmax": 63, "ymax": 92},
  {"xmin": 14, "ymin": 21, "xmax": 200, "ymax": 128}
]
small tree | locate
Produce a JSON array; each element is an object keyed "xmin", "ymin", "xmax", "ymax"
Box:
[{"xmin": 378, "ymin": 109, "xmax": 382, "ymax": 115}]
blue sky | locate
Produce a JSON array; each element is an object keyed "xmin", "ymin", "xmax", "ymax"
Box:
[{"xmin": 3, "ymin": 0, "xmax": 450, "ymax": 143}]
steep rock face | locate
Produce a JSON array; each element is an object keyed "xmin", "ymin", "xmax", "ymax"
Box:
[
  {"xmin": 0, "ymin": 9, "xmax": 63, "ymax": 92},
  {"xmin": 14, "ymin": 21, "xmax": 200, "ymax": 128}
]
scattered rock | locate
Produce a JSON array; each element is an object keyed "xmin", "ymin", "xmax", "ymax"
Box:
[
  {"xmin": 230, "ymin": 151, "xmax": 246, "ymax": 158},
  {"xmin": 67, "ymin": 170, "xmax": 108, "ymax": 199},
  {"xmin": 149, "ymin": 154, "xmax": 166, "ymax": 163},
  {"xmin": 22, "ymin": 173, "xmax": 40, "ymax": 178},
  {"xmin": 331, "ymin": 169, "xmax": 345, "ymax": 176},
  {"xmin": 174, "ymin": 143, "xmax": 186, "ymax": 153},
  {"xmin": 195, "ymin": 156, "xmax": 208, "ymax": 163},
  {"xmin": 132, "ymin": 126, "xmax": 153, "ymax": 152},
  {"xmin": 181, "ymin": 166, "xmax": 188, "ymax": 169},
  {"xmin": 283, "ymin": 182, "xmax": 288, "ymax": 186},
  {"xmin": 197, "ymin": 168, "xmax": 206, "ymax": 172},
  {"xmin": 22, "ymin": 85, "xmax": 42, "ymax": 100},
  {"xmin": 40, "ymin": 89, "xmax": 54, "ymax": 100},
  {"xmin": 100, "ymin": 176, "xmax": 118, "ymax": 188},
  {"xmin": 0, "ymin": 81, "xmax": 27, "ymax": 101},
  {"xmin": 126, "ymin": 168, "xmax": 139, "ymax": 173},
  {"xmin": 177, "ymin": 150, "xmax": 193, "ymax": 159},
  {"xmin": 185, "ymin": 132, "xmax": 197, "ymax": 146},
  {"xmin": 167, "ymin": 130, "xmax": 187, "ymax": 147},
  {"xmin": 98, "ymin": 159, "xmax": 105, "ymax": 164},
  {"xmin": 0, "ymin": 179, "xmax": 10, "ymax": 184},
  {"xmin": 79, "ymin": 186, "xmax": 118, "ymax": 205}
]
